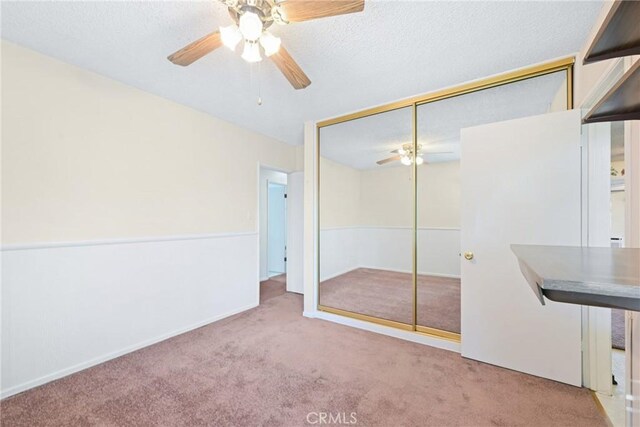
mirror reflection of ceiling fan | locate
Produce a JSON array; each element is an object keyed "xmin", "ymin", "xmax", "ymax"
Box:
[
  {"xmin": 376, "ymin": 143, "xmax": 453, "ymax": 166},
  {"xmin": 167, "ymin": 0, "xmax": 366, "ymax": 90}
]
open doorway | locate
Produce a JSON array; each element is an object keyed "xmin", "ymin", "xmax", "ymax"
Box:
[
  {"xmin": 259, "ymin": 167, "xmax": 288, "ymax": 303},
  {"xmin": 268, "ymin": 182, "xmax": 287, "ymax": 278}
]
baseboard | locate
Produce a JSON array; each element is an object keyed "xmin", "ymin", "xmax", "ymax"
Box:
[
  {"xmin": 347, "ymin": 265, "xmax": 461, "ymax": 279},
  {"xmin": 0, "ymin": 302, "xmax": 258, "ymax": 399},
  {"xmin": 314, "ymin": 310, "xmax": 461, "ymax": 353},
  {"xmin": 320, "ymin": 266, "xmax": 360, "ymax": 282}
]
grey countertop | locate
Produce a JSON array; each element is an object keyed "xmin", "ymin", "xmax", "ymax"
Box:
[{"xmin": 511, "ymin": 245, "xmax": 640, "ymax": 311}]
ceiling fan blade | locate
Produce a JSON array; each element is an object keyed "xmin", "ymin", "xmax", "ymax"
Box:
[
  {"xmin": 376, "ymin": 155, "xmax": 401, "ymax": 165},
  {"xmin": 168, "ymin": 31, "xmax": 222, "ymax": 66},
  {"xmin": 270, "ymin": 45, "xmax": 311, "ymax": 89},
  {"xmin": 278, "ymin": 0, "xmax": 365, "ymax": 23}
]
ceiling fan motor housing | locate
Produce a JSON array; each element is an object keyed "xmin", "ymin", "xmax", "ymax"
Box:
[{"xmin": 224, "ymin": 0, "xmax": 281, "ymax": 29}]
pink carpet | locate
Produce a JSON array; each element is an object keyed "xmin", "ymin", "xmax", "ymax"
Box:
[
  {"xmin": 260, "ymin": 274, "xmax": 287, "ymax": 303},
  {"xmin": 320, "ymin": 268, "xmax": 461, "ymax": 333},
  {"xmin": 1, "ymin": 289, "xmax": 606, "ymax": 426}
]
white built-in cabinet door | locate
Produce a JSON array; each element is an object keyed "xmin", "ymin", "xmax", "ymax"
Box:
[{"xmin": 460, "ymin": 109, "xmax": 583, "ymax": 386}]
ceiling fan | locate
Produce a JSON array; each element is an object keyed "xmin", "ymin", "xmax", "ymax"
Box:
[
  {"xmin": 377, "ymin": 143, "xmax": 453, "ymax": 166},
  {"xmin": 167, "ymin": 0, "xmax": 366, "ymax": 90}
]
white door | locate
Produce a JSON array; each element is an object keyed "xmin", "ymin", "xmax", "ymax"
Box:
[
  {"xmin": 287, "ymin": 172, "xmax": 304, "ymax": 294},
  {"xmin": 460, "ymin": 109, "xmax": 583, "ymax": 386},
  {"xmin": 268, "ymin": 182, "xmax": 287, "ymax": 275}
]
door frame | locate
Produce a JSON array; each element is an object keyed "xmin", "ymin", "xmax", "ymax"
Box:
[
  {"xmin": 310, "ymin": 56, "xmax": 575, "ymax": 343},
  {"xmin": 257, "ymin": 164, "xmax": 292, "ymax": 304},
  {"xmin": 579, "ymin": 57, "xmax": 628, "ymax": 393}
]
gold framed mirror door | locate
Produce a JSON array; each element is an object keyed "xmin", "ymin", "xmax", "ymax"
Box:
[
  {"xmin": 317, "ymin": 106, "xmax": 415, "ymax": 329},
  {"xmin": 317, "ymin": 57, "xmax": 574, "ymax": 341}
]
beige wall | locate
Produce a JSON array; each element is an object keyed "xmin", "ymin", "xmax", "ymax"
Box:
[
  {"xmin": 416, "ymin": 161, "xmax": 460, "ymax": 228},
  {"xmin": 359, "ymin": 166, "xmax": 413, "ymax": 227},
  {"xmin": 611, "ymin": 191, "xmax": 625, "ymax": 239},
  {"xmin": 318, "ymin": 157, "xmax": 360, "ymax": 228},
  {"xmin": 1, "ymin": 41, "xmax": 297, "ymax": 244},
  {"xmin": 360, "ymin": 161, "xmax": 461, "ymax": 228},
  {"xmin": 320, "ymin": 158, "xmax": 460, "ymax": 229}
]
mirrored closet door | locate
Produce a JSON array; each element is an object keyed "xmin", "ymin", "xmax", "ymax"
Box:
[
  {"xmin": 317, "ymin": 59, "xmax": 572, "ymax": 339},
  {"xmin": 414, "ymin": 70, "xmax": 568, "ymax": 338},
  {"xmin": 318, "ymin": 106, "xmax": 414, "ymax": 327}
]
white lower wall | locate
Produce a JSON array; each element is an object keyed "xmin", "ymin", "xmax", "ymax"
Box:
[
  {"xmin": 319, "ymin": 227, "xmax": 360, "ymax": 281},
  {"xmin": 358, "ymin": 227, "xmax": 413, "ymax": 273},
  {"xmin": 360, "ymin": 227, "xmax": 461, "ymax": 277},
  {"xmin": 1, "ymin": 232, "xmax": 259, "ymax": 398},
  {"xmin": 319, "ymin": 227, "xmax": 460, "ymax": 281}
]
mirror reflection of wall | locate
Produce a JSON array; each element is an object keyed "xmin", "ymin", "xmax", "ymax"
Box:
[{"xmin": 319, "ymin": 106, "xmax": 413, "ymax": 325}]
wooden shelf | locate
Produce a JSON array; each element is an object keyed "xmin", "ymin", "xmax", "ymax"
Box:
[
  {"xmin": 583, "ymin": 0, "xmax": 640, "ymax": 64},
  {"xmin": 583, "ymin": 60, "xmax": 640, "ymax": 124}
]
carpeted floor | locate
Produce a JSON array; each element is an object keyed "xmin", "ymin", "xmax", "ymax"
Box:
[
  {"xmin": 320, "ymin": 268, "xmax": 461, "ymax": 333},
  {"xmin": 612, "ymin": 309, "xmax": 625, "ymax": 350},
  {"xmin": 1, "ymin": 288, "xmax": 606, "ymax": 426},
  {"xmin": 260, "ymin": 274, "xmax": 287, "ymax": 303}
]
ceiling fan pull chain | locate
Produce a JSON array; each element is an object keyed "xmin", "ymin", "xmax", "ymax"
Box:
[{"xmin": 257, "ymin": 61, "xmax": 263, "ymax": 106}]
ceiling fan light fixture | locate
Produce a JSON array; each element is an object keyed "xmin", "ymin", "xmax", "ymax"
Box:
[
  {"xmin": 241, "ymin": 40, "xmax": 262, "ymax": 63},
  {"xmin": 401, "ymin": 156, "xmax": 412, "ymax": 166},
  {"xmin": 220, "ymin": 25, "xmax": 242, "ymax": 50},
  {"xmin": 260, "ymin": 31, "xmax": 281, "ymax": 56},
  {"xmin": 415, "ymin": 156, "xmax": 424, "ymax": 165},
  {"xmin": 239, "ymin": 11, "xmax": 263, "ymax": 41}
]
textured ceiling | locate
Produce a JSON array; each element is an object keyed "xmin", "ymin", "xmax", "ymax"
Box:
[
  {"xmin": 1, "ymin": 1, "xmax": 603, "ymax": 145},
  {"xmin": 321, "ymin": 70, "xmax": 566, "ymax": 169}
]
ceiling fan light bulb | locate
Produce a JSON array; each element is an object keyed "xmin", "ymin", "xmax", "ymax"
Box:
[
  {"xmin": 239, "ymin": 11, "xmax": 263, "ymax": 41},
  {"xmin": 398, "ymin": 148, "xmax": 406, "ymax": 155},
  {"xmin": 220, "ymin": 25, "xmax": 242, "ymax": 50},
  {"xmin": 415, "ymin": 156, "xmax": 424, "ymax": 165},
  {"xmin": 260, "ymin": 32, "xmax": 281, "ymax": 56},
  {"xmin": 242, "ymin": 41, "xmax": 262, "ymax": 63},
  {"xmin": 401, "ymin": 156, "xmax": 412, "ymax": 166}
]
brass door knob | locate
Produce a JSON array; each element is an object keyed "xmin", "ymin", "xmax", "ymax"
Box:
[{"xmin": 464, "ymin": 251, "xmax": 474, "ymax": 261}]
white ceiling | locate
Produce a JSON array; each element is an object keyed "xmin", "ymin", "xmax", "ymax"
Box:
[
  {"xmin": 321, "ymin": 70, "xmax": 566, "ymax": 169},
  {"xmin": 1, "ymin": 1, "xmax": 603, "ymax": 146}
]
